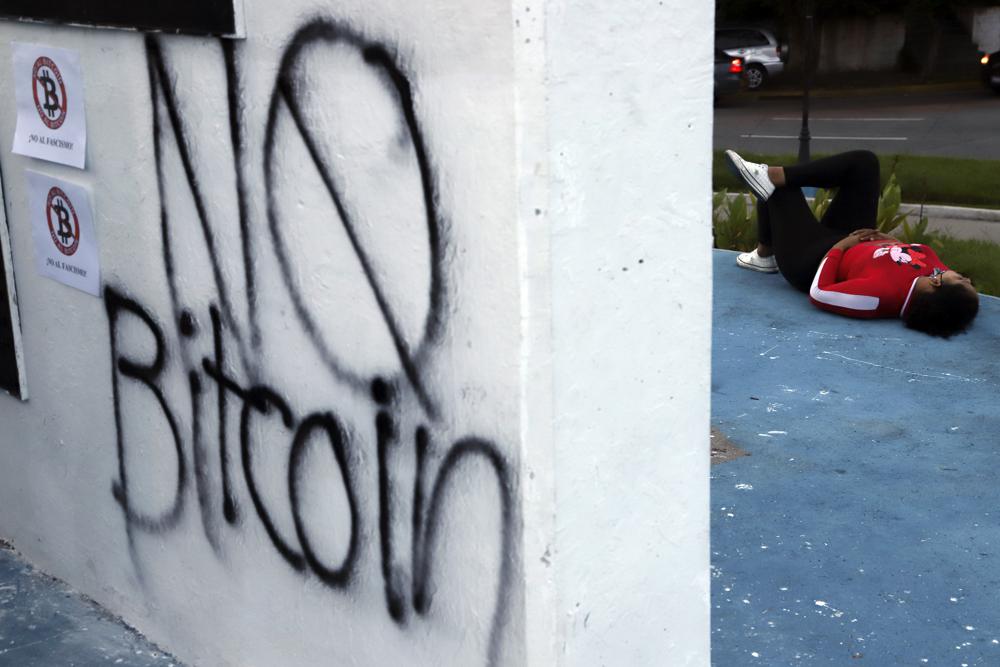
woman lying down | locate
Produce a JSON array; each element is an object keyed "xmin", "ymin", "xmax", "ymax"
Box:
[{"xmin": 725, "ymin": 149, "xmax": 979, "ymax": 338}]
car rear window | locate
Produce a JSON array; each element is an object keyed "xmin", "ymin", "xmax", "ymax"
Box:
[{"xmin": 716, "ymin": 29, "xmax": 770, "ymax": 49}]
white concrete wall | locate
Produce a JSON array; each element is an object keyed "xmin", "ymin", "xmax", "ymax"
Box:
[
  {"xmin": 0, "ymin": 2, "xmax": 524, "ymax": 666},
  {"xmin": 0, "ymin": 0, "xmax": 712, "ymax": 665},
  {"xmin": 542, "ymin": 1, "xmax": 712, "ymax": 664}
]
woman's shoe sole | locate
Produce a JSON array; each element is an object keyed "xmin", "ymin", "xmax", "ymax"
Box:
[{"xmin": 736, "ymin": 255, "xmax": 779, "ymax": 273}]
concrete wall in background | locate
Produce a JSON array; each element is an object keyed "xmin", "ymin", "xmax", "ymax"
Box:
[
  {"xmin": 818, "ymin": 16, "xmax": 906, "ymax": 73},
  {"xmin": 972, "ymin": 6, "xmax": 1000, "ymax": 53},
  {"xmin": 0, "ymin": 0, "xmax": 712, "ymax": 665}
]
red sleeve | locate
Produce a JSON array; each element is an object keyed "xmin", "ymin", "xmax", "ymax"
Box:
[{"xmin": 808, "ymin": 250, "xmax": 885, "ymax": 319}]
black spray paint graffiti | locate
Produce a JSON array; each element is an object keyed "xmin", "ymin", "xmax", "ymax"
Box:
[{"xmin": 104, "ymin": 21, "xmax": 514, "ymax": 667}]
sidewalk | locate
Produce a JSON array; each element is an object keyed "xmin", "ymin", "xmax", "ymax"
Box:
[
  {"xmin": 711, "ymin": 249, "xmax": 1000, "ymax": 665},
  {"xmin": 0, "ymin": 541, "xmax": 180, "ymax": 666},
  {"xmin": 907, "ymin": 202, "xmax": 1000, "ymax": 243}
]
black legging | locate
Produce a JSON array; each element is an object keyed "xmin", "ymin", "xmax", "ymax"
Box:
[{"xmin": 758, "ymin": 150, "xmax": 881, "ymax": 292}]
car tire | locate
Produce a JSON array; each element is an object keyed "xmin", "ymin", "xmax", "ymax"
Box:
[{"xmin": 745, "ymin": 64, "xmax": 768, "ymax": 90}]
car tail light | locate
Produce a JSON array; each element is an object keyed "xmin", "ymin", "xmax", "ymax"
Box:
[
  {"xmin": 729, "ymin": 58, "xmax": 743, "ymax": 74},
  {"xmin": 982, "ymin": 54, "xmax": 991, "ymax": 65}
]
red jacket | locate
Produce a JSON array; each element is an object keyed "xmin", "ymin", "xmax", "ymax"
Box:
[{"xmin": 808, "ymin": 241, "xmax": 946, "ymax": 319}]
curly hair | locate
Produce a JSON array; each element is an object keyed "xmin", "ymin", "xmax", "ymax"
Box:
[{"xmin": 904, "ymin": 282, "xmax": 979, "ymax": 338}]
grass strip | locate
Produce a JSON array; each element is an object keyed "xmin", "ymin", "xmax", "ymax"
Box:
[
  {"xmin": 713, "ymin": 151, "xmax": 1000, "ymax": 210},
  {"xmin": 934, "ymin": 235, "xmax": 1000, "ymax": 298}
]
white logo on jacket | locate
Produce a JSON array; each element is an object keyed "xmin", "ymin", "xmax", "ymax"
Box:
[{"xmin": 872, "ymin": 243, "xmax": 925, "ymax": 267}]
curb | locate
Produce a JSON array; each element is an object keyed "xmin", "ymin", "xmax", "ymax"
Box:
[{"xmin": 900, "ymin": 202, "xmax": 1000, "ymax": 224}]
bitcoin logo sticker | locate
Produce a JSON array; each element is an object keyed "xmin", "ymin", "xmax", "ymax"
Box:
[
  {"xmin": 46, "ymin": 187, "xmax": 80, "ymax": 256},
  {"xmin": 32, "ymin": 56, "xmax": 68, "ymax": 130}
]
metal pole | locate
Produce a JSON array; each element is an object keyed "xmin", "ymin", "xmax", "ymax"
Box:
[{"xmin": 798, "ymin": 0, "xmax": 814, "ymax": 164}]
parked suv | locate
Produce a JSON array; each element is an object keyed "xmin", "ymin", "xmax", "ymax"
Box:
[
  {"xmin": 716, "ymin": 28, "xmax": 785, "ymax": 91},
  {"xmin": 714, "ymin": 49, "xmax": 743, "ymax": 98}
]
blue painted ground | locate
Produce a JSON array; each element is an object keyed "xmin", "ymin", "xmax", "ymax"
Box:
[
  {"xmin": 711, "ymin": 249, "xmax": 1000, "ymax": 666},
  {"xmin": 0, "ymin": 543, "xmax": 180, "ymax": 666}
]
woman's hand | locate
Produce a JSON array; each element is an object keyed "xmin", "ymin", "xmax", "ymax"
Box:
[
  {"xmin": 831, "ymin": 229, "xmax": 872, "ymax": 251},
  {"xmin": 857, "ymin": 230, "xmax": 900, "ymax": 243},
  {"xmin": 832, "ymin": 229, "xmax": 898, "ymax": 252}
]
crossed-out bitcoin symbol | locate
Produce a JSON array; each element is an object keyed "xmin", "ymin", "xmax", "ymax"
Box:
[
  {"xmin": 31, "ymin": 57, "xmax": 67, "ymax": 130},
  {"xmin": 46, "ymin": 187, "xmax": 79, "ymax": 256},
  {"xmin": 39, "ymin": 70, "xmax": 60, "ymax": 119},
  {"xmin": 53, "ymin": 199, "xmax": 73, "ymax": 244}
]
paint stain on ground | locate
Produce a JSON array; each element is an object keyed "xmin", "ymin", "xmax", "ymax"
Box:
[{"xmin": 712, "ymin": 428, "xmax": 749, "ymax": 465}]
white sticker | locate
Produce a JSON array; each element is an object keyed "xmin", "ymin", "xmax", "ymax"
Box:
[
  {"xmin": 26, "ymin": 170, "xmax": 100, "ymax": 296},
  {"xmin": 12, "ymin": 43, "xmax": 87, "ymax": 169}
]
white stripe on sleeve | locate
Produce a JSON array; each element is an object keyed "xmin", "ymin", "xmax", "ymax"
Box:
[
  {"xmin": 899, "ymin": 277, "xmax": 921, "ymax": 317},
  {"xmin": 809, "ymin": 257, "xmax": 879, "ymax": 311}
]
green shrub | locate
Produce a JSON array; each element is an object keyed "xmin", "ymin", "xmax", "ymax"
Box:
[
  {"xmin": 712, "ymin": 190, "xmax": 757, "ymax": 252},
  {"xmin": 809, "ymin": 188, "xmax": 833, "ymax": 220},
  {"xmin": 711, "ymin": 177, "xmax": 1000, "ymax": 296},
  {"xmin": 712, "ymin": 173, "xmax": 944, "ymax": 251},
  {"xmin": 875, "ymin": 175, "xmax": 944, "ymax": 248},
  {"xmin": 876, "ymin": 174, "xmax": 908, "ymax": 234},
  {"xmin": 896, "ymin": 213, "xmax": 944, "ymax": 248}
]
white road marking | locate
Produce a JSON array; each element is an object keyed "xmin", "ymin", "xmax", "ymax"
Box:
[
  {"xmin": 770, "ymin": 116, "xmax": 925, "ymax": 122},
  {"xmin": 740, "ymin": 134, "xmax": 908, "ymax": 141}
]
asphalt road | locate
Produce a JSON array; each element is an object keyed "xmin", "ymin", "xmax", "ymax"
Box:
[{"xmin": 714, "ymin": 88, "xmax": 1000, "ymax": 160}]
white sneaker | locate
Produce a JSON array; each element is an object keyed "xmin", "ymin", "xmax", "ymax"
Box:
[
  {"xmin": 736, "ymin": 249, "xmax": 778, "ymax": 273},
  {"xmin": 725, "ymin": 150, "xmax": 775, "ymax": 201}
]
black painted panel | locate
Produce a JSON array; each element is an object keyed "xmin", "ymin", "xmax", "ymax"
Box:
[
  {"xmin": 0, "ymin": 0, "xmax": 239, "ymax": 37},
  {"xmin": 0, "ymin": 159, "xmax": 22, "ymax": 399},
  {"xmin": 0, "ymin": 240, "xmax": 20, "ymax": 398}
]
